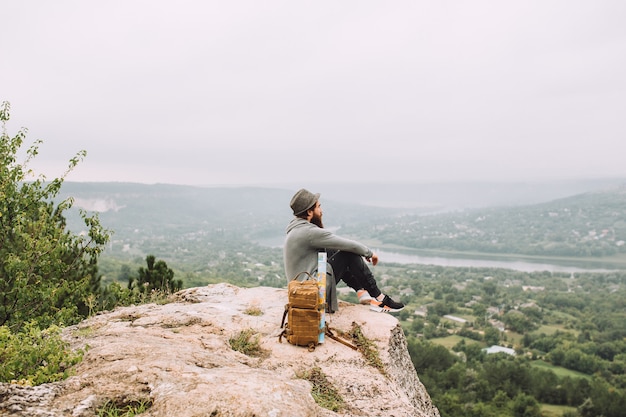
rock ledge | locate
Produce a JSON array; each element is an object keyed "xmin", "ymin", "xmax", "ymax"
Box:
[{"xmin": 0, "ymin": 284, "xmax": 439, "ymax": 417}]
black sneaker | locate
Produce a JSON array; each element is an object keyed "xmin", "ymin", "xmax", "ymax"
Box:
[{"xmin": 369, "ymin": 295, "xmax": 404, "ymax": 313}]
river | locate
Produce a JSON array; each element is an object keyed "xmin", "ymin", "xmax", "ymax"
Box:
[
  {"xmin": 375, "ymin": 250, "xmax": 620, "ymax": 274},
  {"xmin": 256, "ymin": 236, "xmax": 621, "ymax": 273}
]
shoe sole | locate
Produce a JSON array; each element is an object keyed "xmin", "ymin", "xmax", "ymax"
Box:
[
  {"xmin": 359, "ymin": 297, "xmax": 373, "ymax": 305},
  {"xmin": 370, "ymin": 305, "xmax": 404, "ymax": 313}
]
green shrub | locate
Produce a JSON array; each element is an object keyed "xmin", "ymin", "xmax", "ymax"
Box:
[
  {"xmin": 0, "ymin": 322, "xmax": 85, "ymax": 385},
  {"xmin": 0, "ymin": 101, "xmax": 111, "ymax": 332}
]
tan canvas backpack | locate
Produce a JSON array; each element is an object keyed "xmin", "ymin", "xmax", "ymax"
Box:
[{"xmin": 279, "ymin": 272, "xmax": 323, "ymax": 351}]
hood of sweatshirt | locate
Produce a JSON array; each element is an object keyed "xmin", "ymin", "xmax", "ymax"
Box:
[{"xmin": 285, "ymin": 217, "xmax": 309, "ymax": 234}]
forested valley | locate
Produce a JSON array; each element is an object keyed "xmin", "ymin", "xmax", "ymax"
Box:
[{"xmin": 54, "ymin": 182, "xmax": 626, "ymax": 417}]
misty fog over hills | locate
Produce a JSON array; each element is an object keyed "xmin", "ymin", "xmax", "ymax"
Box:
[
  {"xmin": 56, "ymin": 179, "xmax": 626, "ymax": 259},
  {"xmin": 282, "ymin": 178, "xmax": 626, "ymax": 210},
  {"xmin": 58, "ymin": 178, "xmax": 626, "ymax": 227}
]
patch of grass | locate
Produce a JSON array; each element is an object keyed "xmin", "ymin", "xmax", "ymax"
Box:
[
  {"xmin": 505, "ymin": 330, "xmax": 524, "ymax": 345},
  {"xmin": 243, "ymin": 305, "xmax": 263, "ymax": 316},
  {"xmin": 73, "ymin": 325, "xmax": 95, "ymax": 338},
  {"xmin": 228, "ymin": 328, "xmax": 267, "ymax": 357},
  {"xmin": 297, "ymin": 366, "xmax": 345, "ymax": 412},
  {"xmin": 530, "ymin": 360, "xmax": 591, "ymax": 380},
  {"xmin": 348, "ymin": 322, "xmax": 386, "ymax": 375},
  {"xmin": 540, "ymin": 403, "xmax": 577, "ymax": 417},
  {"xmin": 535, "ymin": 323, "xmax": 578, "ymax": 336},
  {"xmin": 142, "ymin": 289, "xmax": 174, "ymax": 305},
  {"xmin": 96, "ymin": 398, "xmax": 152, "ymax": 417},
  {"xmin": 430, "ymin": 335, "xmax": 470, "ymax": 349}
]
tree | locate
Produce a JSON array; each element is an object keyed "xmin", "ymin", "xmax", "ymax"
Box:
[
  {"xmin": 408, "ymin": 337, "xmax": 457, "ymax": 374},
  {"xmin": 503, "ymin": 310, "xmax": 537, "ymax": 333},
  {"xmin": 484, "ymin": 325, "xmax": 501, "ymax": 346},
  {"xmin": 512, "ymin": 393, "xmax": 541, "ymax": 417},
  {"xmin": 0, "ymin": 101, "xmax": 110, "ymax": 331},
  {"xmin": 132, "ymin": 255, "xmax": 182, "ymax": 294},
  {"xmin": 472, "ymin": 303, "xmax": 488, "ymax": 326},
  {"xmin": 482, "ymin": 281, "xmax": 497, "ymax": 297},
  {"xmin": 397, "ymin": 308, "xmax": 410, "ymax": 321}
]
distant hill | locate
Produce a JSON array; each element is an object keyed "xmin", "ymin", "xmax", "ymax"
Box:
[
  {"xmin": 55, "ymin": 181, "xmax": 626, "ymax": 267},
  {"xmin": 58, "ymin": 182, "xmax": 294, "ymax": 235},
  {"xmin": 58, "ymin": 178, "xmax": 626, "ymax": 231},
  {"xmin": 55, "ymin": 182, "xmax": 401, "ymax": 274},
  {"xmin": 340, "ymin": 184, "xmax": 626, "ymax": 260},
  {"xmin": 56, "ymin": 182, "xmax": 395, "ymax": 239}
]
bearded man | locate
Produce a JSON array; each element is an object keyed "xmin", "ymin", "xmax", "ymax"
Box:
[{"xmin": 283, "ymin": 188, "xmax": 404, "ymax": 313}]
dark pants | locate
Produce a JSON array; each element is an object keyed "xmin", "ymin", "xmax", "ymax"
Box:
[{"xmin": 327, "ymin": 250, "xmax": 382, "ymax": 299}]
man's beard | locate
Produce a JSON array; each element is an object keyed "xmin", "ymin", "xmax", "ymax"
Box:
[{"xmin": 311, "ymin": 212, "xmax": 324, "ymax": 228}]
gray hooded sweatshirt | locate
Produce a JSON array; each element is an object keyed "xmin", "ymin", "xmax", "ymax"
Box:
[{"xmin": 283, "ymin": 217, "xmax": 374, "ymax": 312}]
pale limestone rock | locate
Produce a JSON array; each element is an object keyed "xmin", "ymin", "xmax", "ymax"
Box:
[{"xmin": 0, "ymin": 283, "xmax": 440, "ymax": 417}]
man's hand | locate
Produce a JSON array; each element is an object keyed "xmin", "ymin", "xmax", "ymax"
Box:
[{"xmin": 366, "ymin": 253, "xmax": 379, "ymax": 266}]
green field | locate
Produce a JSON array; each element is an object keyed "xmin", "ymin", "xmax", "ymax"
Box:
[
  {"xmin": 541, "ymin": 403, "xmax": 577, "ymax": 417},
  {"xmin": 431, "ymin": 335, "xmax": 484, "ymax": 349},
  {"xmin": 534, "ymin": 323, "xmax": 578, "ymax": 336},
  {"xmin": 531, "ymin": 360, "xmax": 591, "ymax": 380}
]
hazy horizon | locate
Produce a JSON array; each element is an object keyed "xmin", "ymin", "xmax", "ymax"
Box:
[{"xmin": 59, "ymin": 176, "xmax": 626, "ymax": 211}]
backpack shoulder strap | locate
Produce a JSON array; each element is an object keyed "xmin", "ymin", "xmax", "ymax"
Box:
[
  {"xmin": 280, "ymin": 303, "xmax": 289, "ymax": 328},
  {"xmin": 325, "ymin": 327, "xmax": 358, "ymax": 350}
]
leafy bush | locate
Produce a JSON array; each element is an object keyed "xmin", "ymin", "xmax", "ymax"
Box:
[
  {"xmin": 0, "ymin": 101, "xmax": 111, "ymax": 332},
  {"xmin": 0, "ymin": 322, "xmax": 85, "ymax": 385}
]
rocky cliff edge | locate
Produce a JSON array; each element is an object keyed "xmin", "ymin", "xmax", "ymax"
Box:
[{"xmin": 0, "ymin": 283, "xmax": 440, "ymax": 417}]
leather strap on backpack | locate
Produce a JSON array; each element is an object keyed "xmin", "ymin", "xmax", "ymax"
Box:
[{"xmin": 325, "ymin": 327, "xmax": 358, "ymax": 350}]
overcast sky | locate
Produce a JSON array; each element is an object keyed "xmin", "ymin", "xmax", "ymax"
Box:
[{"xmin": 2, "ymin": 1, "xmax": 625, "ymax": 187}]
